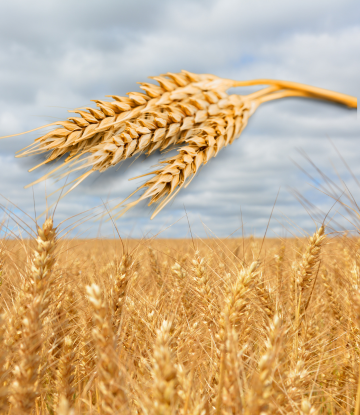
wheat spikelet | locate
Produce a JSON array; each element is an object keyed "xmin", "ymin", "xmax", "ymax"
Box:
[
  {"xmin": 171, "ymin": 261, "xmax": 196, "ymax": 324},
  {"xmin": 44, "ymin": 279, "xmax": 81, "ymax": 409},
  {"xmin": 10, "ymin": 217, "xmax": 57, "ymax": 414},
  {"xmin": 171, "ymin": 260, "xmax": 188, "ymax": 293},
  {"xmin": 295, "ymin": 225, "xmax": 326, "ymax": 327}
]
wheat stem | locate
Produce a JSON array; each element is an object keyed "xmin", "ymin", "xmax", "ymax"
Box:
[{"xmin": 231, "ymin": 78, "xmax": 357, "ymax": 107}]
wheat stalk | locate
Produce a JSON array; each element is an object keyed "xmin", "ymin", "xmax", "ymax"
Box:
[
  {"xmin": 255, "ymin": 272, "xmax": 275, "ymax": 320},
  {"xmin": 111, "ymin": 253, "xmax": 133, "ymax": 330},
  {"xmin": 215, "ymin": 261, "xmax": 260, "ymax": 413},
  {"xmin": 321, "ymin": 268, "xmax": 344, "ymax": 324},
  {"xmin": 245, "ymin": 313, "xmax": 282, "ymax": 415},
  {"xmin": 191, "ymin": 251, "xmax": 219, "ymax": 331},
  {"xmin": 10, "ymin": 217, "xmax": 57, "ymax": 414},
  {"xmin": 1, "ymin": 71, "xmax": 356, "ymax": 216},
  {"xmin": 3, "ymin": 71, "xmax": 243, "ymax": 195},
  {"xmin": 86, "ymin": 283, "xmax": 127, "ymax": 414},
  {"xmin": 297, "ymin": 225, "xmax": 326, "ymax": 295},
  {"xmin": 0, "ymin": 314, "xmax": 9, "ymax": 412},
  {"xmin": 116, "ymin": 95, "xmax": 259, "ymax": 218},
  {"xmin": 150, "ymin": 319, "xmax": 179, "ymax": 415},
  {"xmin": 57, "ymin": 336, "xmax": 76, "ymax": 408},
  {"xmin": 221, "ymin": 328, "xmax": 244, "ymax": 414},
  {"xmin": 113, "ymin": 87, "xmax": 354, "ymax": 219},
  {"xmin": 217, "ymin": 261, "xmax": 260, "ymax": 342},
  {"xmin": 149, "ymin": 247, "xmax": 164, "ymax": 288}
]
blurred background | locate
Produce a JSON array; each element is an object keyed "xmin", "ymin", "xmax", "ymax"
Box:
[{"xmin": 0, "ymin": 0, "xmax": 359, "ymax": 238}]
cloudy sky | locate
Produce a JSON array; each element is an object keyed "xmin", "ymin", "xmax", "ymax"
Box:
[{"xmin": 0, "ymin": 0, "xmax": 359, "ymax": 239}]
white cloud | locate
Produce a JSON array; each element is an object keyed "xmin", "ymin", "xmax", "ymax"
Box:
[{"xmin": 0, "ymin": 0, "xmax": 359, "ymax": 238}]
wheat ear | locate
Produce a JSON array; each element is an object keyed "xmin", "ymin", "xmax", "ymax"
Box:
[
  {"xmin": 321, "ymin": 269, "xmax": 343, "ymax": 324},
  {"xmin": 115, "ymin": 81, "xmax": 354, "ymax": 219},
  {"xmin": 217, "ymin": 261, "xmax": 260, "ymax": 343},
  {"xmin": 86, "ymin": 283, "xmax": 127, "ymax": 414},
  {"xmin": 255, "ymin": 272, "xmax": 275, "ymax": 320},
  {"xmin": 6, "ymin": 71, "xmax": 238, "ymax": 192},
  {"xmin": 245, "ymin": 313, "xmax": 282, "ymax": 415},
  {"xmin": 215, "ymin": 261, "xmax": 259, "ymax": 413},
  {"xmin": 114, "ymin": 93, "xmax": 259, "ymax": 219},
  {"xmin": 150, "ymin": 319, "xmax": 179, "ymax": 415},
  {"xmin": 191, "ymin": 251, "xmax": 218, "ymax": 331},
  {"xmin": 10, "ymin": 217, "xmax": 57, "ymax": 414},
  {"xmin": 1, "ymin": 71, "xmax": 355, "ymax": 211},
  {"xmin": 295, "ymin": 225, "xmax": 326, "ymax": 330},
  {"xmin": 112, "ymin": 253, "xmax": 133, "ymax": 329},
  {"xmin": 149, "ymin": 247, "xmax": 164, "ymax": 288},
  {"xmin": 297, "ymin": 226, "xmax": 325, "ymax": 294}
]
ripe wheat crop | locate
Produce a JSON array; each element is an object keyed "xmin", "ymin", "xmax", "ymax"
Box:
[
  {"xmin": 0, "ymin": 214, "xmax": 360, "ymax": 414},
  {"xmin": 0, "ymin": 70, "xmax": 358, "ymax": 414},
  {"xmin": 1, "ymin": 71, "xmax": 356, "ymax": 218}
]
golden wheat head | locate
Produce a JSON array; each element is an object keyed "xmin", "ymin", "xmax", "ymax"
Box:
[{"xmin": 1, "ymin": 71, "xmax": 356, "ymax": 218}]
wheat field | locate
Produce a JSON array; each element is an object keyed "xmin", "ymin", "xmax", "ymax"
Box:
[
  {"xmin": 1, "ymin": 213, "xmax": 360, "ymax": 414},
  {"xmin": 0, "ymin": 70, "xmax": 358, "ymax": 414}
]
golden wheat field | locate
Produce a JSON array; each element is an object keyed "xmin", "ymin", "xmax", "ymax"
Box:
[
  {"xmin": 1, "ymin": 215, "xmax": 360, "ymax": 415},
  {"xmin": 0, "ymin": 2, "xmax": 358, "ymax": 414}
]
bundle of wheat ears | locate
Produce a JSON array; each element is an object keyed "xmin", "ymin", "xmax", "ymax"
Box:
[{"xmin": 2, "ymin": 70, "xmax": 357, "ymax": 218}]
